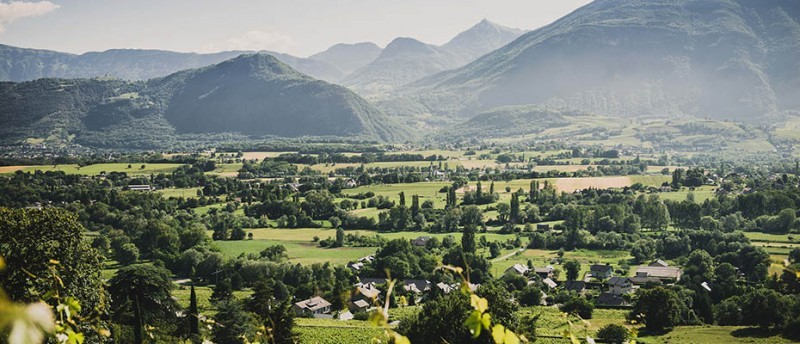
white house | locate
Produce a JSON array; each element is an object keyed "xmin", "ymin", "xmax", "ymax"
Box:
[{"xmin": 293, "ymin": 296, "xmax": 332, "ymax": 316}]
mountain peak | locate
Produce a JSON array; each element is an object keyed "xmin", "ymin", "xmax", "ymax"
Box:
[
  {"xmin": 381, "ymin": 37, "xmax": 439, "ymax": 57},
  {"xmin": 440, "ymin": 19, "xmax": 526, "ymax": 65},
  {"xmin": 213, "ymin": 53, "xmax": 303, "ymax": 79}
]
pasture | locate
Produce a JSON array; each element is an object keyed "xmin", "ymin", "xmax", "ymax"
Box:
[{"xmin": 1, "ymin": 163, "xmax": 184, "ymax": 176}]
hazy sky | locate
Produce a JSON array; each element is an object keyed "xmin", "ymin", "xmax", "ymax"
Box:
[{"xmin": 0, "ymin": 0, "xmax": 592, "ymax": 57}]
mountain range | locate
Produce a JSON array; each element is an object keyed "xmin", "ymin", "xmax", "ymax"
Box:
[
  {"xmin": 342, "ymin": 20, "xmax": 526, "ymax": 96},
  {"xmin": 398, "ymin": 0, "xmax": 800, "ymax": 122},
  {"xmin": 0, "ymin": 54, "xmax": 407, "ymax": 149},
  {"xmin": 0, "ymin": 44, "xmax": 343, "ymax": 83}
]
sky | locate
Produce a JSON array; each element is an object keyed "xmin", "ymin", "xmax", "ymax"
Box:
[{"xmin": 0, "ymin": 0, "xmax": 592, "ymax": 57}]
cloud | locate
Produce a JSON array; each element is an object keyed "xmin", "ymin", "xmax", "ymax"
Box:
[
  {"xmin": 225, "ymin": 30, "xmax": 299, "ymax": 53},
  {"xmin": 0, "ymin": 1, "xmax": 59, "ymax": 33}
]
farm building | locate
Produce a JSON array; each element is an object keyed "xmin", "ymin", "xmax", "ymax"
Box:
[
  {"xmin": 534, "ymin": 266, "xmax": 555, "ymax": 279},
  {"xmin": 127, "ymin": 185, "xmax": 152, "ymax": 191},
  {"xmin": 504, "ymin": 263, "xmax": 530, "ymax": 276},
  {"xmin": 635, "ymin": 266, "xmax": 682, "ymax": 282}
]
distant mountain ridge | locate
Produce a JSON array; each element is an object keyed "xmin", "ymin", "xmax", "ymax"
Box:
[
  {"xmin": 0, "ymin": 44, "xmax": 343, "ymax": 83},
  {"xmin": 400, "ymin": 0, "xmax": 800, "ymax": 122},
  {"xmin": 309, "ymin": 42, "xmax": 383, "ymax": 76},
  {"xmin": 0, "ymin": 53, "xmax": 408, "ymax": 149},
  {"xmin": 342, "ymin": 20, "xmax": 526, "ymax": 96}
]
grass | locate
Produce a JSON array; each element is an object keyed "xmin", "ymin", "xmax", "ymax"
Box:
[
  {"xmin": 652, "ymin": 186, "xmax": 717, "ymax": 203},
  {"xmin": 744, "ymin": 232, "xmax": 798, "ymax": 244},
  {"xmin": 638, "ymin": 326, "xmax": 792, "ymax": 343},
  {"xmin": 172, "ymin": 285, "xmax": 251, "ymax": 317},
  {"xmin": 158, "ymin": 187, "xmax": 203, "ymax": 199},
  {"xmin": 7, "ymin": 163, "xmax": 184, "ymax": 176},
  {"xmin": 212, "ymin": 237, "xmax": 377, "ymax": 265}
]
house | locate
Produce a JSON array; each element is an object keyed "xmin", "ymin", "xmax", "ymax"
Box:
[
  {"xmin": 286, "ymin": 183, "xmax": 301, "ymax": 192},
  {"xmin": 349, "ymin": 299, "xmax": 371, "ymax": 313},
  {"xmin": 542, "ymin": 278, "xmax": 558, "ymax": 289},
  {"xmin": 347, "ymin": 262, "xmax": 365, "ymax": 272},
  {"xmin": 701, "ymin": 281, "xmax": 712, "ymax": 292},
  {"xmin": 127, "ymin": 185, "xmax": 152, "ymax": 192},
  {"xmin": 596, "ymin": 292, "xmax": 629, "ymax": 307},
  {"xmin": 403, "ymin": 280, "xmax": 431, "ymax": 294},
  {"xmin": 353, "ymin": 283, "xmax": 381, "ymax": 303},
  {"xmin": 437, "ymin": 282, "xmax": 479, "ymax": 294},
  {"xmin": 590, "ymin": 264, "xmax": 613, "ymax": 279},
  {"xmin": 339, "ymin": 311, "xmax": 355, "ymax": 321},
  {"xmin": 344, "ymin": 179, "xmax": 358, "ymax": 188},
  {"xmin": 564, "ymin": 281, "xmax": 586, "ymax": 295},
  {"xmin": 534, "ymin": 266, "xmax": 555, "ymax": 279},
  {"xmin": 504, "ymin": 264, "xmax": 530, "ymax": 276},
  {"xmin": 436, "ymin": 282, "xmax": 454, "ymax": 294},
  {"xmin": 635, "ymin": 266, "xmax": 682, "ymax": 282},
  {"xmin": 358, "ymin": 255, "xmax": 375, "ymax": 263},
  {"xmin": 606, "ymin": 277, "xmax": 634, "ymax": 295},
  {"xmin": 649, "ymin": 259, "xmax": 669, "ymax": 267},
  {"xmin": 293, "ymin": 297, "xmax": 332, "ymax": 316},
  {"xmin": 411, "ymin": 236, "xmax": 430, "ymax": 247}
]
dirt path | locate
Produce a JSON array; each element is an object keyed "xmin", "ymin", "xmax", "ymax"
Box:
[{"xmin": 492, "ymin": 248, "xmax": 526, "ymax": 262}]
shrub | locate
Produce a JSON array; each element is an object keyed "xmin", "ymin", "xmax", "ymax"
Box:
[{"xmin": 596, "ymin": 324, "xmax": 629, "ymax": 344}]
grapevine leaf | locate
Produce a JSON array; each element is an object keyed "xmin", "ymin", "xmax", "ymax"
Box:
[
  {"xmin": 465, "ymin": 310, "xmax": 483, "ymax": 338},
  {"xmin": 470, "ymin": 294, "xmax": 488, "ymax": 313},
  {"xmin": 491, "ymin": 325, "xmax": 506, "ymax": 344}
]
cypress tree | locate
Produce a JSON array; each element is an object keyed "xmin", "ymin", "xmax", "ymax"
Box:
[{"xmin": 189, "ymin": 283, "xmax": 199, "ymax": 338}]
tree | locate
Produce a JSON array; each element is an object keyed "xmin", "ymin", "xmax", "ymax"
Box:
[
  {"xmin": 560, "ymin": 296, "xmax": 593, "ymax": 319},
  {"xmin": 739, "ymin": 288, "xmax": 788, "ymax": 328},
  {"xmin": 117, "ymin": 243, "xmax": 140, "ymax": 265},
  {"xmin": 631, "ymin": 286, "xmax": 685, "ymax": 332},
  {"xmin": 596, "ymin": 324, "xmax": 630, "ymax": 344},
  {"xmin": 518, "ymin": 286, "xmax": 542, "ymax": 306},
  {"xmin": 790, "ymin": 247, "xmax": 800, "ymax": 264},
  {"xmin": 0, "ymin": 207, "xmax": 108, "ymax": 340},
  {"xmin": 329, "ymin": 216, "xmax": 342, "ymax": 229},
  {"xmin": 564, "ymin": 260, "xmax": 581, "ymax": 282},
  {"xmin": 335, "ymin": 228, "xmax": 345, "ymax": 248},
  {"xmin": 399, "ymin": 191, "xmax": 406, "ymax": 207},
  {"xmin": 510, "ymin": 194, "xmax": 521, "ymax": 224},
  {"xmin": 397, "ymin": 292, "xmax": 476, "ymax": 343},
  {"xmin": 489, "ymin": 242, "xmax": 502, "ymax": 259},
  {"xmin": 213, "ymin": 299, "xmax": 257, "ymax": 344},
  {"xmin": 462, "ymin": 224, "xmax": 477, "ymax": 254},
  {"xmin": 108, "ymin": 264, "xmax": 178, "ymax": 344},
  {"xmin": 188, "ymin": 283, "xmax": 199, "ymax": 339},
  {"xmin": 212, "ymin": 278, "xmax": 234, "ymax": 302}
]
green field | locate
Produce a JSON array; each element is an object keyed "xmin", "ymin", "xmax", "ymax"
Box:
[
  {"xmin": 651, "ymin": 186, "xmax": 717, "ymax": 203},
  {"xmin": 158, "ymin": 187, "xmax": 203, "ymax": 198},
  {"xmin": 4, "ymin": 163, "xmax": 184, "ymax": 176}
]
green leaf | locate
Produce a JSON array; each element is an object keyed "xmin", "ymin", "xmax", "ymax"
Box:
[
  {"xmin": 492, "ymin": 325, "xmax": 506, "ymax": 344},
  {"xmin": 464, "ymin": 310, "xmax": 484, "ymax": 338},
  {"xmin": 470, "ymin": 294, "xmax": 488, "ymax": 313},
  {"xmin": 368, "ymin": 309, "xmax": 387, "ymax": 327},
  {"xmin": 391, "ymin": 332, "xmax": 411, "ymax": 344}
]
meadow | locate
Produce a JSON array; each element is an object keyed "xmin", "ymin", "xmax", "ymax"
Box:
[{"xmin": 0, "ymin": 163, "xmax": 184, "ymax": 175}]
